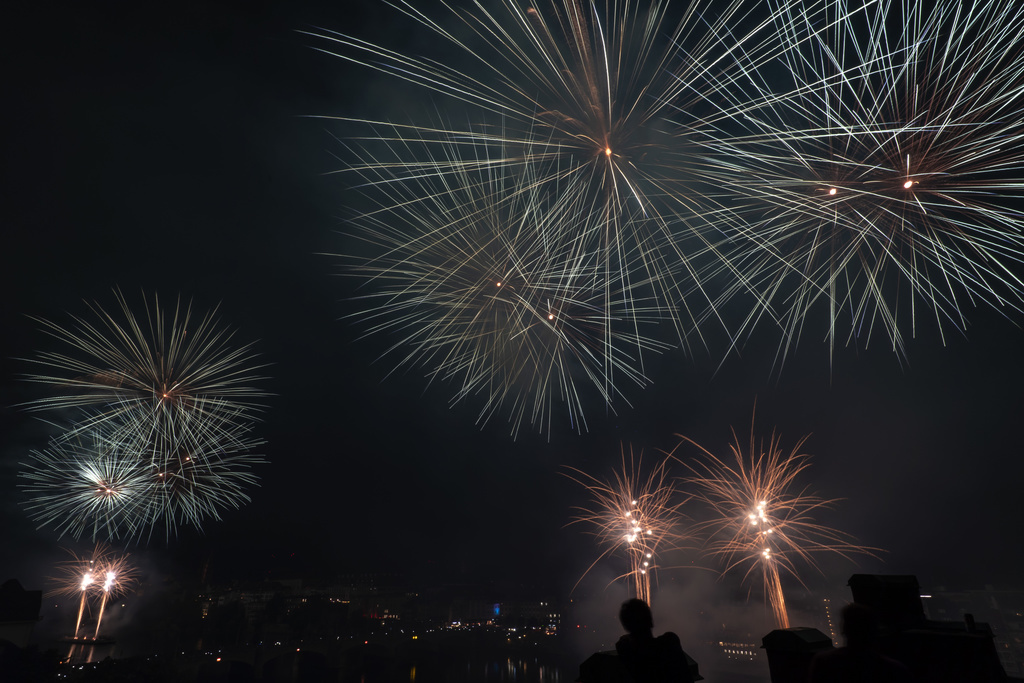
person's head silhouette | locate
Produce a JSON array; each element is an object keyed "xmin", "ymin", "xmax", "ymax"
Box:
[
  {"xmin": 841, "ymin": 602, "xmax": 879, "ymax": 650},
  {"xmin": 619, "ymin": 598, "xmax": 654, "ymax": 637}
]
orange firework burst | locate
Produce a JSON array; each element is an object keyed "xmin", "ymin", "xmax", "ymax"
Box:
[
  {"xmin": 563, "ymin": 446, "xmax": 691, "ymax": 604},
  {"xmin": 49, "ymin": 545, "xmax": 137, "ymax": 639},
  {"xmin": 668, "ymin": 414, "xmax": 879, "ymax": 628},
  {"xmin": 49, "ymin": 545, "xmax": 108, "ymax": 639}
]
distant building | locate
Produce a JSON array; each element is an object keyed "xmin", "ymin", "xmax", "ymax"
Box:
[
  {"xmin": 712, "ymin": 624, "xmax": 766, "ymax": 680},
  {"xmin": 447, "ymin": 597, "xmax": 494, "ymax": 625},
  {"xmin": 496, "ymin": 599, "xmax": 561, "ymax": 634},
  {"xmin": 0, "ymin": 579, "xmax": 42, "ymax": 648},
  {"xmin": 923, "ymin": 585, "xmax": 1024, "ymax": 677},
  {"xmin": 719, "ymin": 637, "xmax": 761, "ymax": 662}
]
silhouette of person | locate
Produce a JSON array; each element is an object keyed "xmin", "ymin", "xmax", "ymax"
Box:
[
  {"xmin": 615, "ymin": 598, "xmax": 694, "ymax": 683},
  {"xmin": 808, "ymin": 602, "xmax": 911, "ymax": 683}
]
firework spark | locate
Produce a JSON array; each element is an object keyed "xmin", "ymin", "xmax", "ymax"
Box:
[
  {"xmin": 709, "ymin": 0, "xmax": 1024, "ymax": 366},
  {"xmin": 564, "ymin": 447, "xmax": 690, "ymax": 604},
  {"xmin": 668, "ymin": 415, "xmax": 878, "ymax": 628}
]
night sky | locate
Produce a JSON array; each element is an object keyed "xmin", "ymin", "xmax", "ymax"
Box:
[{"xmin": 3, "ymin": 0, "xmax": 1024, "ymax": 622}]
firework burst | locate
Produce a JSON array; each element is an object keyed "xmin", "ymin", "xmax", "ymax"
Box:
[
  {"xmin": 564, "ymin": 447, "xmax": 691, "ymax": 604},
  {"xmin": 311, "ymin": 0, "xmax": 806, "ymax": 357},
  {"xmin": 89, "ymin": 551, "xmax": 136, "ymax": 638},
  {"xmin": 22, "ymin": 291, "xmax": 267, "ymax": 540},
  {"xmin": 20, "ymin": 404, "xmax": 265, "ymax": 541},
  {"xmin": 138, "ymin": 399, "xmax": 264, "ymax": 538},
  {"xmin": 20, "ymin": 432, "xmax": 152, "ymax": 541},
  {"xmin": 346, "ymin": 134, "xmax": 668, "ymax": 436},
  {"xmin": 709, "ymin": 0, "xmax": 1024, "ymax": 366},
  {"xmin": 23, "ymin": 290, "xmax": 266, "ymax": 442},
  {"xmin": 668, "ymin": 415, "xmax": 878, "ymax": 628},
  {"xmin": 49, "ymin": 546, "xmax": 107, "ymax": 639},
  {"xmin": 49, "ymin": 545, "xmax": 136, "ymax": 639}
]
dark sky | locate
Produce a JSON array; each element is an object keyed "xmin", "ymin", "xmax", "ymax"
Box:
[{"xmin": 2, "ymin": 0, "xmax": 1023, "ymax": 611}]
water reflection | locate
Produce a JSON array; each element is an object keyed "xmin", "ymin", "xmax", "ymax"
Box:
[
  {"xmin": 64, "ymin": 640, "xmax": 116, "ymax": 665},
  {"xmin": 351, "ymin": 655, "xmax": 567, "ymax": 683},
  {"xmin": 457, "ymin": 657, "xmax": 564, "ymax": 682}
]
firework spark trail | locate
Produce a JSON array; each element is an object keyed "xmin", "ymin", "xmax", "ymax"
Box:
[
  {"xmin": 668, "ymin": 415, "xmax": 878, "ymax": 628},
  {"xmin": 73, "ymin": 571, "xmax": 94, "ymax": 638},
  {"xmin": 90, "ymin": 551, "xmax": 135, "ymax": 638},
  {"xmin": 564, "ymin": 447, "xmax": 691, "ymax": 604},
  {"xmin": 705, "ymin": 0, "xmax": 1024, "ymax": 367},
  {"xmin": 310, "ymin": 0, "xmax": 818, "ymax": 359},
  {"xmin": 93, "ymin": 571, "xmax": 115, "ymax": 639},
  {"xmin": 345, "ymin": 132, "xmax": 668, "ymax": 436}
]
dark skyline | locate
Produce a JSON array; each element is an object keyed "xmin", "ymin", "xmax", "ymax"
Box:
[{"xmin": 3, "ymin": 0, "xmax": 1024, "ymax": 621}]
